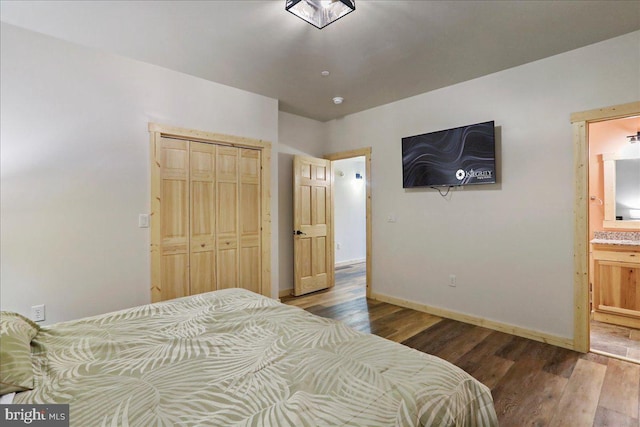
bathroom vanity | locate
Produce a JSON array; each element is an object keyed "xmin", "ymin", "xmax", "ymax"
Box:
[{"xmin": 591, "ymin": 237, "xmax": 640, "ymax": 329}]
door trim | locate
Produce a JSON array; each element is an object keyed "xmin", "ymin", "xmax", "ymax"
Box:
[
  {"xmin": 148, "ymin": 123, "xmax": 272, "ymax": 300},
  {"xmin": 570, "ymin": 101, "xmax": 640, "ymax": 352},
  {"xmin": 325, "ymin": 148, "xmax": 372, "ymax": 298}
]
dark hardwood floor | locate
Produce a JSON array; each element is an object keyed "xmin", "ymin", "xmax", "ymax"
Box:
[{"xmin": 282, "ymin": 262, "xmax": 640, "ymax": 427}]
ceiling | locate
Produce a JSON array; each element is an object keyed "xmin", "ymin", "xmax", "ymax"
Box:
[{"xmin": 1, "ymin": 1, "xmax": 639, "ymax": 122}]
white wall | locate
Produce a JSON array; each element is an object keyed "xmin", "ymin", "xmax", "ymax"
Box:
[
  {"xmin": 333, "ymin": 157, "xmax": 366, "ymax": 265},
  {"xmin": 0, "ymin": 23, "xmax": 279, "ymax": 323},
  {"xmin": 324, "ymin": 31, "xmax": 640, "ymax": 340},
  {"xmin": 277, "ymin": 112, "xmax": 326, "ymax": 295}
]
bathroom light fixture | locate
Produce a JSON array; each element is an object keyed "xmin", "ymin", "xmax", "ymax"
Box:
[
  {"xmin": 627, "ymin": 131, "xmax": 639, "ymax": 143},
  {"xmin": 286, "ymin": 0, "xmax": 355, "ymax": 29}
]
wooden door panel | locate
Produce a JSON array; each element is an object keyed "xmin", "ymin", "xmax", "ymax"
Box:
[
  {"xmin": 293, "ymin": 156, "xmax": 333, "ymax": 296},
  {"xmin": 161, "ymin": 180, "xmax": 188, "ymax": 239},
  {"xmin": 240, "ymin": 183, "xmax": 260, "ymax": 233},
  {"xmin": 315, "ymin": 187, "xmax": 326, "ymax": 224},
  {"xmin": 158, "ymin": 137, "xmax": 190, "ymax": 301},
  {"xmin": 315, "ymin": 237, "xmax": 327, "ymax": 275},
  {"xmin": 191, "ymin": 149, "xmax": 215, "ymax": 180},
  {"xmin": 161, "ymin": 254, "xmax": 189, "ymax": 300},
  {"xmin": 597, "ymin": 262, "xmax": 640, "ymax": 314},
  {"xmin": 300, "ymin": 186, "xmax": 312, "ymax": 225},
  {"xmin": 190, "ymin": 251, "xmax": 215, "ymax": 295},
  {"xmin": 191, "ymin": 181, "xmax": 214, "ymax": 237},
  {"xmin": 218, "ymin": 248, "xmax": 238, "ymax": 289},
  {"xmin": 161, "ymin": 139, "xmax": 188, "ymax": 179},
  {"xmin": 240, "ymin": 246, "xmax": 260, "ymax": 293},
  {"xmin": 218, "ymin": 182, "xmax": 237, "ymax": 234},
  {"xmin": 190, "ymin": 142, "xmax": 216, "ymax": 294},
  {"xmin": 239, "ymin": 149, "xmax": 261, "ymax": 293},
  {"xmin": 297, "ymin": 238, "xmax": 312, "ymax": 277},
  {"xmin": 216, "ymin": 147, "xmax": 239, "ymax": 290},
  {"xmin": 217, "ymin": 146, "xmax": 238, "ymax": 181},
  {"xmin": 240, "ymin": 148, "xmax": 260, "ymax": 182}
]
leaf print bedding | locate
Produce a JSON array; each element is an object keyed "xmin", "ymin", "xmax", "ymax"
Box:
[{"xmin": 13, "ymin": 288, "xmax": 498, "ymax": 426}]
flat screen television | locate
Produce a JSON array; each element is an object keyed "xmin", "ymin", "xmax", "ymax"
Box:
[{"xmin": 402, "ymin": 120, "xmax": 496, "ymax": 188}]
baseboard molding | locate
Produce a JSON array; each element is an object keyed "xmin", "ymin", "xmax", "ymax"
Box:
[
  {"xmin": 335, "ymin": 258, "xmax": 365, "ymax": 267},
  {"xmin": 370, "ymin": 292, "xmax": 575, "ymax": 351},
  {"xmin": 279, "ymin": 288, "xmax": 292, "ymax": 298}
]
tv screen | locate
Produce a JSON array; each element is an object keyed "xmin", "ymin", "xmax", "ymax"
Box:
[{"xmin": 402, "ymin": 120, "xmax": 496, "ymax": 188}]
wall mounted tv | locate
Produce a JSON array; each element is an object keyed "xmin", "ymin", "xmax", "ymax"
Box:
[{"xmin": 402, "ymin": 120, "xmax": 496, "ymax": 188}]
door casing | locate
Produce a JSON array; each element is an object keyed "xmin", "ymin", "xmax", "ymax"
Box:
[
  {"xmin": 570, "ymin": 101, "xmax": 640, "ymax": 352},
  {"xmin": 325, "ymin": 148, "xmax": 372, "ymax": 298}
]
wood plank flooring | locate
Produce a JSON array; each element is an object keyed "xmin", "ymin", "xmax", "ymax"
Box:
[
  {"xmin": 591, "ymin": 320, "xmax": 640, "ymax": 362},
  {"xmin": 282, "ymin": 262, "xmax": 640, "ymax": 427}
]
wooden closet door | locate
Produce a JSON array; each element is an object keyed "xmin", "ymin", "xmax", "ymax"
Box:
[
  {"xmin": 190, "ymin": 142, "xmax": 216, "ymax": 295},
  {"xmin": 216, "ymin": 146, "xmax": 239, "ymax": 289},
  {"xmin": 151, "ymin": 127, "xmax": 267, "ymax": 302},
  {"xmin": 239, "ymin": 148, "xmax": 261, "ymax": 293},
  {"xmin": 158, "ymin": 137, "xmax": 189, "ymax": 300}
]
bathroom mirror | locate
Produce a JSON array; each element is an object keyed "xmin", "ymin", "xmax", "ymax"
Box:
[{"xmin": 602, "ymin": 153, "xmax": 640, "ymax": 229}]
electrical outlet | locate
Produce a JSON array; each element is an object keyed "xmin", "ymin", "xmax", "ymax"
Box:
[
  {"xmin": 449, "ymin": 275, "xmax": 456, "ymax": 287},
  {"xmin": 31, "ymin": 304, "xmax": 45, "ymax": 322}
]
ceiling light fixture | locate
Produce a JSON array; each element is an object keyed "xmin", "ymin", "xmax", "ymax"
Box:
[
  {"xmin": 286, "ymin": 0, "xmax": 355, "ymax": 29},
  {"xmin": 333, "ymin": 96, "xmax": 344, "ymax": 105},
  {"xmin": 627, "ymin": 131, "xmax": 639, "ymax": 144}
]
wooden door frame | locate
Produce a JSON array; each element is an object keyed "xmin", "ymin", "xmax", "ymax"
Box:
[
  {"xmin": 325, "ymin": 148, "xmax": 372, "ymax": 298},
  {"xmin": 570, "ymin": 101, "xmax": 640, "ymax": 352},
  {"xmin": 148, "ymin": 123, "xmax": 272, "ymax": 300}
]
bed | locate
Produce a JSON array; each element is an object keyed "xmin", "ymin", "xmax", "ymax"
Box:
[{"xmin": 1, "ymin": 288, "xmax": 498, "ymax": 426}]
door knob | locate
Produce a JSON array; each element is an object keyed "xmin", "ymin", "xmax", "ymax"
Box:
[{"xmin": 294, "ymin": 230, "xmax": 306, "ymax": 235}]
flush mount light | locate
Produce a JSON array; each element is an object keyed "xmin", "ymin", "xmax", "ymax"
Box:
[
  {"xmin": 333, "ymin": 96, "xmax": 344, "ymax": 105},
  {"xmin": 286, "ymin": 0, "xmax": 356, "ymax": 29}
]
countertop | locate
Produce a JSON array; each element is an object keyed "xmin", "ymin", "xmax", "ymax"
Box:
[{"xmin": 591, "ymin": 239, "xmax": 640, "ymax": 247}]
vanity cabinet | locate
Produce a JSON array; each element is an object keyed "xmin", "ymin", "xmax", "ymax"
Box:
[{"xmin": 592, "ymin": 243, "xmax": 640, "ymax": 328}]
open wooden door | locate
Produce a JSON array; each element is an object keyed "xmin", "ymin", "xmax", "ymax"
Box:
[{"xmin": 293, "ymin": 155, "xmax": 334, "ymax": 296}]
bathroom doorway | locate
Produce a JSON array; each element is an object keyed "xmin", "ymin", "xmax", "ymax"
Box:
[{"xmin": 586, "ymin": 115, "xmax": 640, "ymax": 363}]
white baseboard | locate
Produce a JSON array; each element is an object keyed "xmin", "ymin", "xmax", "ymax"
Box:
[
  {"xmin": 370, "ymin": 291, "xmax": 575, "ymax": 351},
  {"xmin": 335, "ymin": 258, "xmax": 366, "ymax": 267}
]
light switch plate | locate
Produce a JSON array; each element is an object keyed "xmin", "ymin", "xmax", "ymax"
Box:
[{"xmin": 138, "ymin": 214, "xmax": 150, "ymax": 228}]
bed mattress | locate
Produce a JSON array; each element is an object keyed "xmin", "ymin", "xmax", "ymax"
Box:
[{"xmin": 13, "ymin": 288, "xmax": 497, "ymax": 426}]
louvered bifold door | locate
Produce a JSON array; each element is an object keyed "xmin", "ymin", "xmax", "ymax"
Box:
[
  {"xmin": 189, "ymin": 142, "xmax": 217, "ymax": 295},
  {"xmin": 158, "ymin": 137, "xmax": 190, "ymax": 300}
]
